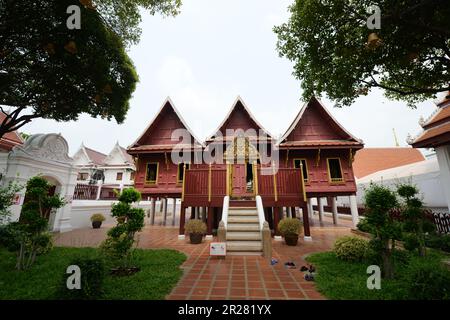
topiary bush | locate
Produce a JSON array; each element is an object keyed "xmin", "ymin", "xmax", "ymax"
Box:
[
  {"xmin": 90, "ymin": 213, "xmax": 106, "ymax": 222},
  {"xmin": 333, "ymin": 236, "xmax": 369, "ymax": 262},
  {"xmin": 356, "ymin": 217, "xmax": 372, "ymax": 233},
  {"xmin": 404, "ymin": 261, "xmax": 450, "ymax": 300},
  {"xmin": 185, "ymin": 219, "xmax": 207, "ymax": 234},
  {"xmin": 57, "ymin": 256, "xmax": 106, "ymax": 300},
  {"xmin": 278, "ymin": 218, "xmax": 302, "ymax": 236}
]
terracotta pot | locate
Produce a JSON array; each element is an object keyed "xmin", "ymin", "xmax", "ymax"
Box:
[
  {"xmin": 92, "ymin": 221, "xmax": 102, "ymax": 229},
  {"xmin": 189, "ymin": 233, "xmax": 203, "ymax": 244},
  {"xmin": 284, "ymin": 234, "xmax": 299, "ymax": 246}
]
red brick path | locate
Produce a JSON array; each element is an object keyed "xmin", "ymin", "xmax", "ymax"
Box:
[{"xmin": 54, "ymin": 215, "xmax": 352, "ymax": 300}]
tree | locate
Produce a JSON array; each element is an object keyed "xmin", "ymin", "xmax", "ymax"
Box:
[
  {"xmin": 363, "ymin": 183, "xmax": 401, "ymax": 279},
  {"xmin": 93, "ymin": 0, "xmax": 182, "ymax": 46},
  {"xmin": 0, "ymin": 180, "xmax": 23, "ymax": 223},
  {"xmin": 100, "ymin": 188, "xmax": 145, "ymax": 269},
  {"xmin": 397, "ymin": 183, "xmax": 435, "ymax": 257},
  {"xmin": 1, "ymin": 176, "xmax": 65, "ymax": 270},
  {"xmin": 274, "ymin": 0, "xmax": 450, "ymax": 107},
  {"xmin": 0, "ymin": 0, "xmax": 139, "ymax": 139}
]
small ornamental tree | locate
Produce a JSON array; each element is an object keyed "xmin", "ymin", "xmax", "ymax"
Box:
[
  {"xmin": 11, "ymin": 176, "xmax": 64, "ymax": 270},
  {"xmin": 363, "ymin": 183, "xmax": 400, "ymax": 279},
  {"xmin": 101, "ymin": 188, "xmax": 145, "ymax": 268},
  {"xmin": 397, "ymin": 183, "xmax": 435, "ymax": 257},
  {"xmin": 0, "ymin": 180, "xmax": 23, "ymax": 223}
]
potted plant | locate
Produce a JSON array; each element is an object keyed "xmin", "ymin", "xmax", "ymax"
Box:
[
  {"xmin": 278, "ymin": 218, "xmax": 302, "ymax": 246},
  {"xmin": 91, "ymin": 213, "xmax": 106, "ymax": 229},
  {"xmin": 185, "ymin": 219, "xmax": 207, "ymax": 244}
]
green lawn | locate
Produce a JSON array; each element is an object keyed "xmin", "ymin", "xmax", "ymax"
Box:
[
  {"xmin": 0, "ymin": 247, "xmax": 186, "ymax": 300},
  {"xmin": 307, "ymin": 250, "xmax": 449, "ymax": 300}
]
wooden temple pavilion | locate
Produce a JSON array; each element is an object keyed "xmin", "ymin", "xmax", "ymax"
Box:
[{"xmin": 127, "ymin": 96, "xmax": 363, "ymax": 254}]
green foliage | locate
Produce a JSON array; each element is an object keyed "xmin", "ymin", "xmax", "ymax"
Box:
[
  {"xmin": 0, "ymin": 180, "xmax": 23, "ymax": 223},
  {"xmin": 90, "ymin": 213, "xmax": 106, "ymax": 222},
  {"xmin": 356, "ymin": 217, "xmax": 372, "ymax": 233},
  {"xmin": 94, "ymin": 0, "xmax": 182, "ymax": 46},
  {"xmin": 404, "ymin": 260, "xmax": 450, "ymax": 300},
  {"xmin": 278, "ymin": 218, "xmax": 302, "ymax": 236},
  {"xmin": 333, "ymin": 236, "xmax": 369, "ymax": 262},
  {"xmin": 11, "ymin": 176, "xmax": 64, "ymax": 270},
  {"xmin": 0, "ymin": 0, "xmax": 139, "ymax": 139},
  {"xmin": 425, "ymin": 233, "xmax": 450, "ymax": 253},
  {"xmin": 100, "ymin": 188, "xmax": 144, "ymax": 268},
  {"xmin": 396, "ymin": 183, "xmax": 433, "ymax": 256},
  {"xmin": 58, "ymin": 256, "xmax": 106, "ymax": 300},
  {"xmin": 0, "ymin": 247, "xmax": 186, "ymax": 299},
  {"xmin": 184, "ymin": 219, "xmax": 207, "ymax": 234},
  {"xmin": 274, "ymin": 0, "xmax": 450, "ymax": 107}
]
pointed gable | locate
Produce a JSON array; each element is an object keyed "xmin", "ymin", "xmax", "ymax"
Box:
[
  {"xmin": 128, "ymin": 98, "xmax": 203, "ymax": 153},
  {"xmin": 207, "ymin": 97, "xmax": 273, "ymax": 142},
  {"xmin": 279, "ymin": 96, "xmax": 363, "ymax": 148},
  {"xmin": 104, "ymin": 143, "xmax": 134, "ymax": 166}
]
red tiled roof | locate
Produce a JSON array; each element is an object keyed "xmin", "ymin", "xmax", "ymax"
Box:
[
  {"xmin": 423, "ymin": 106, "xmax": 450, "ymax": 129},
  {"xmin": 353, "ymin": 147, "xmax": 425, "ymax": 179},
  {"xmin": 412, "ymin": 122, "xmax": 450, "ymax": 148},
  {"xmin": 0, "ymin": 112, "xmax": 23, "ymax": 150},
  {"xmin": 84, "ymin": 147, "xmax": 107, "ymax": 165}
]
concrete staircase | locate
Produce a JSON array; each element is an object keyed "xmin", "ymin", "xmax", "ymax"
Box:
[{"xmin": 226, "ymin": 207, "xmax": 262, "ymax": 255}]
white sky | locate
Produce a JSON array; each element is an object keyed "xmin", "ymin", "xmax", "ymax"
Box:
[{"xmin": 23, "ymin": 0, "xmax": 438, "ymax": 155}]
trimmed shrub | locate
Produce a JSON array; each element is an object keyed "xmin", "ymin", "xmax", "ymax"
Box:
[
  {"xmin": 90, "ymin": 213, "xmax": 106, "ymax": 222},
  {"xmin": 278, "ymin": 218, "xmax": 302, "ymax": 236},
  {"xmin": 405, "ymin": 262, "xmax": 450, "ymax": 300},
  {"xmin": 425, "ymin": 234, "xmax": 450, "ymax": 253},
  {"xmin": 58, "ymin": 257, "xmax": 106, "ymax": 300},
  {"xmin": 185, "ymin": 219, "xmax": 207, "ymax": 234},
  {"xmin": 356, "ymin": 217, "xmax": 372, "ymax": 233},
  {"xmin": 333, "ymin": 236, "xmax": 369, "ymax": 262}
]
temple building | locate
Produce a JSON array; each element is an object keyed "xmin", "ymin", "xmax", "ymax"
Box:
[
  {"xmin": 410, "ymin": 92, "xmax": 450, "ymax": 211},
  {"xmin": 128, "ymin": 96, "xmax": 364, "ymax": 254}
]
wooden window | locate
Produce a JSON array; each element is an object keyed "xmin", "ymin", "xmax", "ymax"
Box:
[
  {"xmin": 77, "ymin": 172, "xmax": 88, "ymax": 181},
  {"xmin": 145, "ymin": 163, "xmax": 159, "ymax": 184},
  {"xmin": 293, "ymin": 159, "xmax": 309, "ymax": 182},
  {"xmin": 130, "ymin": 171, "xmax": 135, "ymax": 181},
  {"xmin": 116, "ymin": 172, "xmax": 123, "ymax": 181},
  {"xmin": 327, "ymin": 158, "xmax": 344, "ymax": 183},
  {"xmin": 177, "ymin": 163, "xmax": 190, "ymax": 183}
]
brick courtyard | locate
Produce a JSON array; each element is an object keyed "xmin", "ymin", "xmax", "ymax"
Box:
[{"xmin": 54, "ymin": 215, "xmax": 353, "ymax": 300}]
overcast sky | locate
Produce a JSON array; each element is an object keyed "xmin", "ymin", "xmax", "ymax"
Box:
[{"xmin": 23, "ymin": 0, "xmax": 439, "ymax": 156}]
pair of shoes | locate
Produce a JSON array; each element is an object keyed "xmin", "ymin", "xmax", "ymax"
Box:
[
  {"xmin": 300, "ymin": 266, "xmax": 308, "ymax": 272},
  {"xmin": 284, "ymin": 261, "xmax": 296, "ymax": 268},
  {"xmin": 304, "ymin": 273, "xmax": 315, "ymax": 281},
  {"xmin": 300, "ymin": 264, "xmax": 316, "ymax": 273},
  {"xmin": 270, "ymin": 258, "xmax": 278, "ymax": 265}
]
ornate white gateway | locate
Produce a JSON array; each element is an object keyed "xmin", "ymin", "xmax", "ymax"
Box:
[{"xmin": 0, "ymin": 133, "xmax": 77, "ymax": 232}]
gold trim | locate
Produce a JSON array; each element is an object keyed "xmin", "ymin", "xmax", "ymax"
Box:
[
  {"xmin": 145, "ymin": 162, "xmax": 159, "ymax": 185},
  {"xmin": 253, "ymin": 162, "xmax": 258, "ymax": 195},
  {"xmin": 300, "ymin": 162, "xmax": 307, "ymax": 202},
  {"xmin": 226, "ymin": 163, "xmax": 230, "ymax": 196},
  {"xmin": 293, "ymin": 158, "xmax": 309, "ymax": 183},
  {"xmin": 208, "ymin": 163, "xmax": 212, "ymax": 202},
  {"xmin": 326, "ymin": 157, "xmax": 345, "ymax": 183}
]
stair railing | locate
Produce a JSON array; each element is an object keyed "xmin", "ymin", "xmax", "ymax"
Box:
[
  {"xmin": 255, "ymin": 195, "xmax": 265, "ymax": 230},
  {"xmin": 218, "ymin": 196, "xmax": 230, "ymax": 242},
  {"xmin": 256, "ymin": 195, "xmax": 272, "ymax": 258}
]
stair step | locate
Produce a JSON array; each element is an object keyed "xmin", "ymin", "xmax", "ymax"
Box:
[
  {"xmin": 226, "ymin": 232, "xmax": 262, "ymax": 241},
  {"xmin": 228, "ymin": 216, "xmax": 259, "ymax": 223},
  {"xmin": 228, "ymin": 210, "xmax": 258, "ymax": 216},
  {"xmin": 227, "ymin": 241, "xmax": 263, "ymax": 252},
  {"xmin": 227, "ymin": 224, "xmax": 260, "ymax": 231}
]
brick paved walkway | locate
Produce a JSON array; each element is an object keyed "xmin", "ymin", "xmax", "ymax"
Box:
[{"xmin": 54, "ymin": 215, "xmax": 352, "ymax": 300}]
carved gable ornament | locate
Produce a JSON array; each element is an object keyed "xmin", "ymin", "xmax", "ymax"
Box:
[
  {"xmin": 11, "ymin": 133, "xmax": 73, "ymax": 164},
  {"xmin": 224, "ymin": 136, "xmax": 259, "ymax": 163}
]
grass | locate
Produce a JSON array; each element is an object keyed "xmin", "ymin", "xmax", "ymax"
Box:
[
  {"xmin": 306, "ymin": 250, "xmax": 449, "ymax": 300},
  {"xmin": 0, "ymin": 247, "xmax": 186, "ymax": 300}
]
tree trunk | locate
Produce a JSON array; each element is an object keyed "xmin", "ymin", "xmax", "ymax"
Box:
[{"xmin": 382, "ymin": 240, "xmax": 394, "ymax": 279}]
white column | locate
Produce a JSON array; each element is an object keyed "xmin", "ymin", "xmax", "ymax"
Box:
[
  {"xmin": 163, "ymin": 198, "xmax": 168, "ymax": 226},
  {"xmin": 95, "ymin": 180, "xmax": 102, "ymax": 200},
  {"xmin": 307, "ymin": 198, "xmax": 313, "ymax": 218},
  {"xmin": 331, "ymin": 197, "xmax": 338, "ymax": 225},
  {"xmin": 172, "ymin": 198, "xmax": 177, "ymax": 226},
  {"xmin": 349, "ymin": 194, "xmax": 359, "ymax": 227},
  {"xmin": 318, "ymin": 197, "xmax": 324, "ymax": 222},
  {"xmin": 436, "ymin": 145, "xmax": 450, "ymax": 212}
]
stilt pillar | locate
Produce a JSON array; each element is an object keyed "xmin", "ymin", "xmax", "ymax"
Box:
[
  {"xmin": 331, "ymin": 197, "xmax": 339, "ymax": 225},
  {"xmin": 349, "ymin": 194, "xmax": 359, "ymax": 228},
  {"xmin": 178, "ymin": 203, "xmax": 186, "ymax": 239},
  {"xmin": 302, "ymin": 204, "xmax": 311, "ymax": 241},
  {"xmin": 172, "ymin": 198, "xmax": 177, "ymax": 226},
  {"xmin": 318, "ymin": 197, "xmax": 324, "ymax": 223},
  {"xmin": 150, "ymin": 197, "xmax": 156, "ymax": 225}
]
